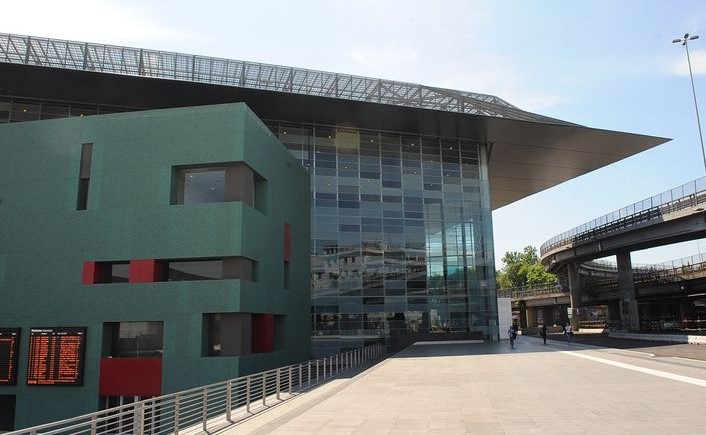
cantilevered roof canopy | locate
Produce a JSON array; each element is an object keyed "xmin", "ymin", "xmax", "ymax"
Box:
[{"xmin": 0, "ymin": 33, "xmax": 669, "ymax": 210}]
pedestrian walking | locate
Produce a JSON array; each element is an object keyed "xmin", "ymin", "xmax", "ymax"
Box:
[
  {"xmin": 564, "ymin": 323, "xmax": 573, "ymax": 344},
  {"xmin": 508, "ymin": 325, "xmax": 517, "ymax": 348},
  {"xmin": 540, "ymin": 324, "xmax": 547, "ymax": 345}
]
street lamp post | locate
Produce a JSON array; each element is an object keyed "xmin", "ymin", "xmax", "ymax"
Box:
[{"xmin": 673, "ymin": 33, "xmax": 706, "ymax": 176}]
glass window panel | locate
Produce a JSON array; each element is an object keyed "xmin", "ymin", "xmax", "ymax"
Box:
[
  {"xmin": 179, "ymin": 168, "xmax": 225, "ymax": 204},
  {"xmin": 110, "ymin": 321, "xmax": 164, "ymax": 357},
  {"xmin": 168, "ymin": 260, "xmax": 223, "ymax": 280}
]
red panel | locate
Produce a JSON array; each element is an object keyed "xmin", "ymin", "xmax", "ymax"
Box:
[
  {"xmin": 251, "ymin": 314, "xmax": 274, "ymax": 353},
  {"xmin": 99, "ymin": 358, "xmax": 162, "ymax": 396},
  {"xmin": 129, "ymin": 259, "xmax": 162, "ymax": 283},
  {"xmin": 283, "ymin": 222, "xmax": 291, "ymax": 263},
  {"xmin": 82, "ymin": 261, "xmax": 105, "ymax": 285}
]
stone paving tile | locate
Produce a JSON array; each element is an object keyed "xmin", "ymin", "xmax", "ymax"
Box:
[{"xmin": 223, "ymin": 338, "xmax": 706, "ymax": 434}]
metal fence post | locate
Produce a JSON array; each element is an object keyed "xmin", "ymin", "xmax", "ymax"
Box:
[
  {"xmin": 174, "ymin": 395, "xmax": 180, "ymax": 435},
  {"xmin": 276, "ymin": 368, "xmax": 281, "ymax": 400},
  {"xmin": 202, "ymin": 386, "xmax": 208, "ymax": 432},
  {"xmin": 308, "ymin": 362, "xmax": 311, "ymax": 386},
  {"xmin": 135, "ymin": 402, "xmax": 145, "ymax": 435},
  {"xmin": 246, "ymin": 376, "xmax": 251, "ymax": 413},
  {"xmin": 289, "ymin": 366, "xmax": 293, "ymax": 394},
  {"xmin": 90, "ymin": 414, "xmax": 97, "ymax": 435},
  {"xmin": 262, "ymin": 374, "xmax": 267, "ymax": 406},
  {"xmin": 226, "ymin": 380, "xmax": 232, "ymax": 421}
]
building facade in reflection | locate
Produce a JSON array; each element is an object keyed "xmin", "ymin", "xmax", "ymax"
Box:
[{"xmin": 263, "ymin": 124, "xmax": 496, "ymax": 354}]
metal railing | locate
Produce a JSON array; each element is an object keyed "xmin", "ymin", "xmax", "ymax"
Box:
[
  {"xmin": 7, "ymin": 343, "xmax": 384, "ymax": 435},
  {"xmin": 541, "ymin": 177, "xmax": 706, "ymax": 256},
  {"xmin": 497, "ymin": 283, "xmax": 564, "ymax": 299},
  {"xmin": 0, "ymin": 32, "xmax": 569, "ymax": 125}
]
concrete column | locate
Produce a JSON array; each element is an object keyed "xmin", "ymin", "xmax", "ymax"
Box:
[
  {"xmin": 607, "ymin": 301, "xmax": 621, "ymax": 328},
  {"xmin": 567, "ymin": 262, "xmax": 581, "ymax": 331},
  {"xmin": 518, "ymin": 300, "xmax": 527, "ymax": 328},
  {"xmin": 617, "ymin": 251, "xmax": 640, "ymax": 331},
  {"xmin": 525, "ymin": 307, "xmax": 538, "ymax": 327},
  {"xmin": 542, "ymin": 307, "xmax": 554, "ymax": 326}
]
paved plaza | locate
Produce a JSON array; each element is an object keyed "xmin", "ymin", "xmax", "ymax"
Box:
[{"xmin": 224, "ymin": 336, "xmax": 706, "ymax": 435}]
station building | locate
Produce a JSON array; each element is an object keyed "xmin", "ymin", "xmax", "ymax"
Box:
[
  {"xmin": 0, "ymin": 33, "xmax": 667, "ymax": 429},
  {"xmin": 0, "ymin": 103, "xmax": 310, "ymax": 429}
]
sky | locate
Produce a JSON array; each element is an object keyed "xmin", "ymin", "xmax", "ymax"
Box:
[{"xmin": 4, "ymin": 0, "xmax": 706, "ymax": 270}]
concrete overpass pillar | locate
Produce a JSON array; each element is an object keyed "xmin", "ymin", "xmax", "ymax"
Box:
[
  {"xmin": 526, "ymin": 307, "xmax": 538, "ymax": 327},
  {"xmin": 567, "ymin": 262, "xmax": 581, "ymax": 331},
  {"xmin": 617, "ymin": 251, "xmax": 640, "ymax": 331}
]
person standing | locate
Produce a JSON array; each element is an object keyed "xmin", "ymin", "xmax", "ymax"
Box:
[
  {"xmin": 540, "ymin": 324, "xmax": 547, "ymax": 345},
  {"xmin": 564, "ymin": 323, "xmax": 573, "ymax": 344}
]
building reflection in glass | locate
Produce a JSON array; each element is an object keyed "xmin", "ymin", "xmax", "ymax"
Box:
[{"xmin": 265, "ymin": 122, "xmax": 498, "ymax": 355}]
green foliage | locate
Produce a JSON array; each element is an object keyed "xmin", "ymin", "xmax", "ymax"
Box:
[{"xmin": 496, "ymin": 246, "xmax": 557, "ymax": 290}]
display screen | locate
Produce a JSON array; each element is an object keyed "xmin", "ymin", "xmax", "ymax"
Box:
[
  {"xmin": 0, "ymin": 328, "xmax": 20, "ymax": 386},
  {"xmin": 26, "ymin": 327, "xmax": 86, "ymax": 386}
]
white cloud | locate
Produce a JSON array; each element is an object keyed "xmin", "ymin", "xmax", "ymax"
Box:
[
  {"xmin": 669, "ymin": 48, "xmax": 706, "ymax": 76},
  {"xmin": 1, "ymin": 1, "xmax": 195, "ymax": 47}
]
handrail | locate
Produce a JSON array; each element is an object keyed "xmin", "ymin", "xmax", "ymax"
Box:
[
  {"xmin": 497, "ymin": 283, "xmax": 563, "ymax": 299},
  {"xmin": 7, "ymin": 343, "xmax": 385, "ymax": 435},
  {"xmin": 540, "ymin": 177, "xmax": 706, "ymax": 256},
  {"xmin": 0, "ymin": 33, "xmax": 569, "ymax": 125}
]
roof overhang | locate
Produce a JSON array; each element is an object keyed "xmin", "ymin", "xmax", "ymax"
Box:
[
  {"xmin": 0, "ymin": 62, "xmax": 669, "ymax": 210},
  {"xmin": 483, "ymin": 118, "xmax": 669, "ymax": 209}
]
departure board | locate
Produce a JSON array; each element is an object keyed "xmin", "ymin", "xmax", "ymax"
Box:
[
  {"xmin": 26, "ymin": 327, "xmax": 86, "ymax": 386},
  {"xmin": 0, "ymin": 328, "xmax": 20, "ymax": 386}
]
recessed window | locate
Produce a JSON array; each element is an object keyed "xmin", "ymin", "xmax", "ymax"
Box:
[
  {"xmin": 167, "ymin": 260, "xmax": 223, "ymax": 280},
  {"xmin": 109, "ymin": 262, "xmax": 129, "ymax": 283},
  {"xmin": 176, "ymin": 168, "xmax": 225, "ymax": 204},
  {"xmin": 106, "ymin": 322, "xmax": 163, "ymax": 358},
  {"xmin": 203, "ymin": 313, "xmax": 252, "ymax": 357},
  {"xmin": 173, "ymin": 164, "xmax": 267, "ymax": 211},
  {"xmin": 0, "ymin": 395, "xmax": 15, "ymax": 431}
]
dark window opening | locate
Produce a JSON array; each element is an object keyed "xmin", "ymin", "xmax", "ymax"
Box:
[
  {"xmin": 77, "ymin": 143, "xmax": 93, "ymax": 210},
  {"xmin": 109, "ymin": 262, "xmax": 129, "ymax": 283},
  {"xmin": 0, "ymin": 395, "xmax": 15, "ymax": 431},
  {"xmin": 167, "ymin": 259, "xmax": 223, "ymax": 281},
  {"xmin": 203, "ymin": 313, "xmax": 252, "ymax": 357},
  {"xmin": 106, "ymin": 322, "xmax": 164, "ymax": 358}
]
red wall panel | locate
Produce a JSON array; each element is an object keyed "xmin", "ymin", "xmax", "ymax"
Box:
[
  {"xmin": 129, "ymin": 259, "xmax": 162, "ymax": 283},
  {"xmin": 82, "ymin": 261, "xmax": 105, "ymax": 285},
  {"xmin": 99, "ymin": 358, "xmax": 162, "ymax": 396},
  {"xmin": 251, "ymin": 314, "xmax": 274, "ymax": 353}
]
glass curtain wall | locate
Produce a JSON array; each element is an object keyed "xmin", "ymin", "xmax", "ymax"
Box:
[{"xmin": 266, "ymin": 122, "xmax": 498, "ymax": 355}]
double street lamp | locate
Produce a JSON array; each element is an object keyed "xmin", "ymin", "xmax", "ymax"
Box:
[{"xmin": 672, "ymin": 33, "xmax": 706, "ymax": 175}]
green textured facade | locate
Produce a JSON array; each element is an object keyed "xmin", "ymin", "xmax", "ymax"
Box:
[{"xmin": 0, "ymin": 103, "xmax": 310, "ymax": 429}]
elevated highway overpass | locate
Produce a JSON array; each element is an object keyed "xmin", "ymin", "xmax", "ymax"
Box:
[
  {"xmin": 539, "ymin": 178, "xmax": 706, "ymax": 331},
  {"xmin": 502, "ymin": 254, "xmax": 706, "ymax": 332}
]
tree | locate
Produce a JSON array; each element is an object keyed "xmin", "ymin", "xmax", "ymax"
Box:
[{"xmin": 496, "ymin": 246, "xmax": 557, "ymax": 290}]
